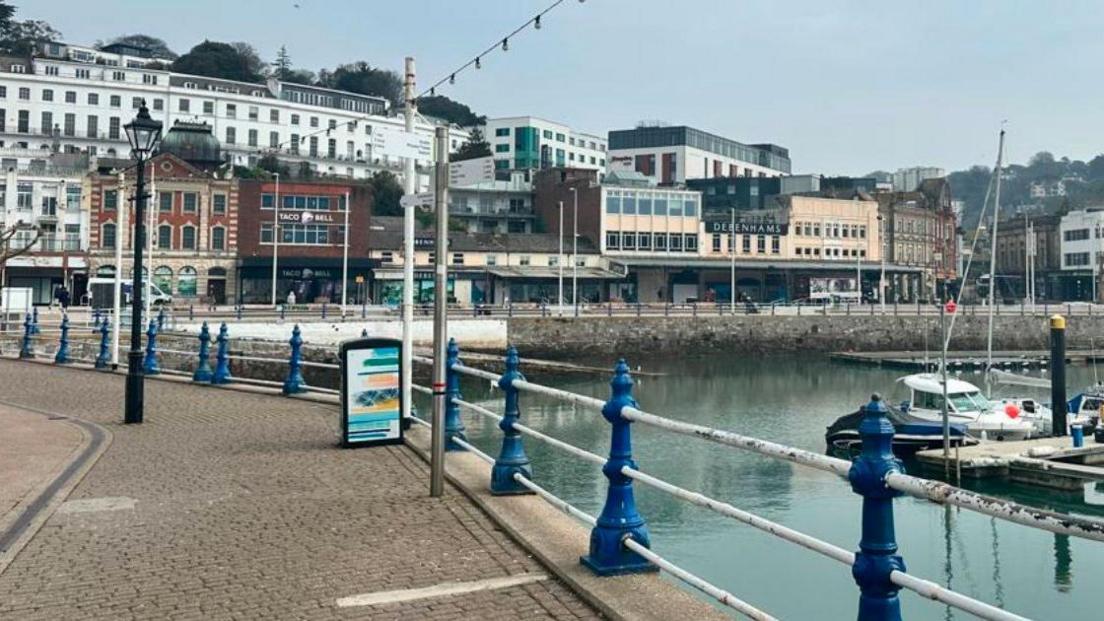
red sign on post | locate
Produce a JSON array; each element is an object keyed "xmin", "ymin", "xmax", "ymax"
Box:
[{"xmin": 945, "ymin": 300, "xmax": 957, "ymax": 314}]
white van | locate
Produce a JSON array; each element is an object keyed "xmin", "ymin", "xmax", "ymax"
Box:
[{"xmin": 87, "ymin": 278, "xmax": 173, "ymax": 309}]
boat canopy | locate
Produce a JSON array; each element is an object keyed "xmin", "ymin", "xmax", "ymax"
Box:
[{"xmin": 899, "ymin": 374, "xmax": 981, "ymax": 396}]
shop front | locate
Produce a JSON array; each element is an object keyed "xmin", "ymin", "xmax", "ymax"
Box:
[
  {"xmin": 3, "ymin": 255, "xmax": 88, "ymax": 305},
  {"xmin": 372, "ymin": 268, "xmax": 485, "ymax": 306},
  {"xmin": 238, "ymin": 257, "xmax": 377, "ymax": 305}
]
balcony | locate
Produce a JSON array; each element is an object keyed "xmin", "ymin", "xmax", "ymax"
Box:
[{"xmin": 30, "ymin": 237, "xmax": 84, "ymax": 253}]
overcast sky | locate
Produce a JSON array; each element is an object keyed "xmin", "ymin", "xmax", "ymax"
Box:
[{"xmin": 30, "ymin": 0, "xmax": 1104, "ymax": 175}]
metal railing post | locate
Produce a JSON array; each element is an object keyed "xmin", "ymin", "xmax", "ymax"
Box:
[
  {"xmin": 92, "ymin": 308, "xmax": 102, "ymax": 332},
  {"xmin": 212, "ymin": 322, "xmax": 232, "ymax": 384},
  {"xmin": 143, "ymin": 319, "xmax": 160, "ymax": 375},
  {"xmin": 54, "ymin": 314, "xmax": 71, "ymax": 364},
  {"xmin": 19, "ymin": 314, "xmax": 34, "ymax": 359},
  {"xmin": 607, "ymin": 300, "xmax": 612, "ymax": 317},
  {"xmin": 445, "ymin": 338, "xmax": 468, "ymax": 450},
  {"xmin": 636, "ymin": 302, "xmax": 642, "ymax": 317},
  {"xmin": 95, "ymin": 319, "xmax": 110, "ymax": 369},
  {"xmin": 849, "ymin": 394, "xmax": 905, "ymax": 621},
  {"xmin": 322, "ymin": 302, "xmax": 328, "ymax": 320},
  {"xmin": 192, "ymin": 321, "xmax": 213, "ymax": 382},
  {"xmin": 581, "ymin": 359, "xmax": 656, "ymax": 576},
  {"xmin": 508, "ymin": 301, "xmax": 513, "ymax": 318},
  {"xmin": 283, "ymin": 324, "xmax": 307, "ymax": 395},
  {"xmin": 31, "ymin": 307, "xmax": 40, "ymax": 335},
  {"xmin": 188, "ymin": 304, "xmax": 194, "ymax": 321},
  {"xmin": 692, "ymin": 302, "xmax": 697, "ymax": 318},
  {"xmin": 236, "ymin": 305, "xmax": 243, "ymax": 321},
  {"xmin": 279, "ymin": 305, "xmax": 286, "ymax": 321},
  {"xmin": 157, "ymin": 307, "xmax": 166, "ymax": 332},
  {"xmin": 490, "ymin": 345, "xmax": 533, "ymax": 495}
]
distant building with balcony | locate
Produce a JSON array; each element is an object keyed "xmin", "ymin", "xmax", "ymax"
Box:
[
  {"xmin": 482, "ymin": 116, "xmax": 606, "ymax": 175},
  {"xmin": 448, "ymin": 171, "xmax": 536, "ymax": 234}
]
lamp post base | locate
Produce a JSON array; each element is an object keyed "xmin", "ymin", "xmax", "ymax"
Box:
[{"xmin": 124, "ymin": 349, "xmax": 145, "ymax": 424}]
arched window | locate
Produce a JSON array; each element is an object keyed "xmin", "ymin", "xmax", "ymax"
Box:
[
  {"xmin": 101, "ymin": 222, "xmax": 116, "ymax": 249},
  {"xmin": 153, "ymin": 266, "xmax": 173, "ymax": 294},
  {"xmin": 181, "ymin": 225, "xmax": 196, "ymax": 250},
  {"xmin": 178, "ymin": 266, "xmax": 198, "ymax": 297},
  {"xmin": 158, "ymin": 224, "xmax": 172, "ymax": 249}
]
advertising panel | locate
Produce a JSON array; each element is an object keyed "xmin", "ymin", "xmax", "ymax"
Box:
[{"xmin": 340, "ymin": 338, "xmax": 404, "ymax": 447}]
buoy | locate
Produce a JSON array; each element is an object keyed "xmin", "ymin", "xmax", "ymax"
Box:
[{"xmin": 1004, "ymin": 402, "xmax": 1021, "ymax": 419}]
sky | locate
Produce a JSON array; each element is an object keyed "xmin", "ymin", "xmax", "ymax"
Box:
[{"xmin": 27, "ymin": 0, "xmax": 1104, "ymax": 175}]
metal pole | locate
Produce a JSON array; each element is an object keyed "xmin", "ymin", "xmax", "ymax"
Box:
[
  {"xmin": 271, "ymin": 172, "xmax": 280, "ymax": 307},
  {"xmin": 112, "ymin": 172, "xmax": 124, "ymax": 367},
  {"xmin": 557, "ymin": 200, "xmax": 564, "ymax": 316},
  {"xmin": 341, "ymin": 190, "xmax": 350, "ymax": 316},
  {"xmin": 124, "ymin": 158, "xmax": 148, "ymax": 424},
  {"xmin": 571, "ymin": 187, "xmax": 578, "ymax": 309},
  {"xmin": 402, "ymin": 57, "xmax": 416, "ymax": 427},
  {"xmin": 430, "ymin": 126, "xmax": 449, "ymax": 498},
  {"xmin": 986, "ymin": 129, "xmax": 1006, "ymax": 374},
  {"xmin": 880, "ymin": 215, "xmax": 886, "ymax": 314},
  {"xmin": 941, "ymin": 303, "xmax": 949, "ymax": 479},
  {"xmin": 730, "ymin": 208, "xmax": 736, "ymax": 310},
  {"xmin": 145, "ymin": 165, "xmax": 155, "ymax": 321}
]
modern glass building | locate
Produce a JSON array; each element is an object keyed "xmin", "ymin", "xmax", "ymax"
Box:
[
  {"xmin": 483, "ymin": 116, "xmax": 607, "ymax": 174},
  {"xmin": 607, "ymin": 125, "xmax": 791, "ymax": 184}
]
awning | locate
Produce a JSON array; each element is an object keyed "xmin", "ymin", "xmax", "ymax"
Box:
[
  {"xmin": 613, "ymin": 256, "xmax": 925, "ymax": 273},
  {"xmin": 484, "ymin": 266, "xmax": 626, "ymax": 280}
]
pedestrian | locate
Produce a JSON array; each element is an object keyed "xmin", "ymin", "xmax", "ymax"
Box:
[
  {"xmin": 286, "ymin": 290, "xmax": 297, "ymax": 307},
  {"xmin": 55, "ymin": 285, "xmax": 70, "ymax": 310}
]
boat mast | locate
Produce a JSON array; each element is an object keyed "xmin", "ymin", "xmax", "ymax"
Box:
[{"xmin": 986, "ymin": 128, "xmax": 1006, "ymax": 376}]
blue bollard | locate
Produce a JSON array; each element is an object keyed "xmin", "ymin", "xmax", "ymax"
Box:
[
  {"xmin": 490, "ymin": 346, "xmax": 532, "ymax": 495},
  {"xmin": 92, "ymin": 308, "xmax": 102, "ymax": 332},
  {"xmin": 95, "ymin": 319, "xmax": 110, "ymax": 369},
  {"xmin": 212, "ymin": 322, "xmax": 232, "ymax": 384},
  {"xmin": 157, "ymin": 307, "xmax": 166, "ymax": 332},
  {"xmin": 54, "ymin": 314, "xmax": 71, "ymax": 364},
  {"xmin": 282, "ymin": 324, "xmax": 307, "ymax": 395},
  {"xmin": 31, "ymin": 307, "xmax": 40, "ymax": 335},
  {"xmin": 849, "ymin": 394, "xmax": 906, "ymax": 621},
  {"xmin": 445, "ymin": 338, "xmax": 468, "ymax": 451},
  {"xmin": 143, "ymin": 319, "xmax": 160, "ymax": 375},
  {"xmin": 19, "ymin": 314, "xmax": 34, "ymax": 359},
  {"xmin": 581, "ymin": 359, "xmax": 656, "ymax": 576},
  {"xmin": 192, "ymin": 322, "xmax": 213, "ymax": 382}
]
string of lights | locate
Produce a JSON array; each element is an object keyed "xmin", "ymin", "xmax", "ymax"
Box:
[{"xmin": 416, "ymin": 0, "xmax": 584, "ymax": 100}]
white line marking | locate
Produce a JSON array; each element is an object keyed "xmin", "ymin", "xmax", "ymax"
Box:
[{"xmin": 336, "ymin": 573, "xmax": 548, "ymax": 608}]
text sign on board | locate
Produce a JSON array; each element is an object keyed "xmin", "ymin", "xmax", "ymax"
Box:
[
  {"xmin": 277, "ymin": 211, "xmax": 338, "ymax": 224},
  {"xmin": 705, "ymin": 221, "xmax": 789, "ymax": 235},
  {"xmin": 339, "ymin": 337, "xmax": 404, "ymax": 447},
  {"xmin": 449, "ymin": 156, "xmax": 495, "ymax": 186},
  {"xmin": 371, "ymin": 126, "xmax": 432, "ymax": 161}
]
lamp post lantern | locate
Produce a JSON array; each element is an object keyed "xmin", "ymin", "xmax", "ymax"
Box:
[{"xmin": 122, "ymin": 101, "xmax": 163, "ymax": 425}]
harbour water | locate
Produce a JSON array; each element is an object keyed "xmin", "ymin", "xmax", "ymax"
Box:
[{"xmin": 442, "ymin": 354, "xmax": 1104, "ymax": 620}]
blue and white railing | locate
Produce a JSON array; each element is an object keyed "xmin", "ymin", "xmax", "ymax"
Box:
[{"xmin": 410, "ymin": 341, "xmax": 1104, "ymax": 621}]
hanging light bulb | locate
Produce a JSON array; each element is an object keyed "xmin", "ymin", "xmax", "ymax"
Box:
[
  {"xmin": 475, "ymin": 57, "xmax": 482, "ymax": 69},
  {"xmin": 502, "ymin": 38, "xmax": 509, "ymax": 51},
  {"xmin": 430, "ymin": 87, "xmax": 435, "ymax": 96},
  {"xmin": 534, "ymin": 15, "xmax": 541, "ymax": 30},
  {"xmin": 449, "ymin": 73, "xmax": 455, "ymax": 85}
]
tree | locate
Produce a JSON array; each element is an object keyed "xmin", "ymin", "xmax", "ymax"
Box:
[
  {"xmin": 1, "ymin": 223, "xmax": 41, "ymax": 290},
  {"xmin": 171, "ymin": 40, "xmax": 264, "ymax": 83},
  {"xmin": 452, "ymin": 128, "xmax": 492, "ymax": 162},
  {"xmin": 282, "ymin": 69, "xmax": 316, "ymax": 85},
  {"xmin": 257, "ymin": 154, "xmax": 290, "ymax": 178},
  {"xmin": 416, "ymin": 95, "xmax": 485, "ymax": 127},
  {"xmin": 232, "ymin": 42, "xmax": 267, "ymax": 79},
  {"xmin": 0, "ymin": 16, "xmax": 61, "ymax": 56},
  {"xmin": 273, "ymin": 45, "xmax": 292, "ymax": 80},
  {"xmin": 100, "ymin": 34, "xmax": 177, "ymax": 59},
  {"xmin": 319, "ymin": 62, "xmax": 402, "ymax": 108},
  {"xmin": 367, "ymin": 171, "xmax": 404, "ymax": 216}
]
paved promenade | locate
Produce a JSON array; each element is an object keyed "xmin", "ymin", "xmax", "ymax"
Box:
[{"xmin": 0, "ymin": 360, "xmax": 601, "ymax": 620}]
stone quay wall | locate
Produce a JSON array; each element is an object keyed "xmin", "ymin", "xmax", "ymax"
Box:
[{"xmin": 503, "ymin": 314, "xmax": 1104, "ymax": 360}]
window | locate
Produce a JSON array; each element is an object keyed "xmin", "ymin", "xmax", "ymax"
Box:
[
  {"xmin": 142, "ymin": 74, "xmax": 157, "ymax": 85},
  {"xmin": 40, "ymin": 111, "xmax": 52, "ymax": 134},
  {"xmin": 381, "ymin": 251, "xmax": 394, "ymax": 263},
  {"xmin": 226, "ymin": 127, "xmax": 236, "ymax": 144},
  {"xmin": 203, "ymin": 101, "xmax": 214, "ymax": 115},
  {"xmin": 16, "ymin": 183, "xmax": 32, "ymax": 209},
  {"xmin": 638, "ymin": 195, "xmax": 652, "ymax": 215},
  {"xmin": 65, "ymin": 91, "xmax": 76, "ymax": 103},
  {"xmin": 269, "ymin": 131, "xmax": 279, "ymax": 148},
  {"xmin": 112, "ymin": 71, "xmax": 125, "ymax": 81},
  {"xmin": 153, "ymin": 267, "xmax": 173, "ymax": 293},
  {"xmin": 542, "ymin": 129, "xmax": 553, "ymax": 139},
  {"xmin": 495, "ymin": 144, "xmax": 510, "ymax": 153},
  {"xmin": 1066, "ymin": 252, "xmax": 1090, "ymax": 266},
  {"xmin": 178, "ymin": 267, "xmax": 197, "ymax": 297},
  {"xmin": 45, "ymin": 65, "xmax": 59, "ymax": 76},
  {"xmin": 555, "ymin": 133, "xmax": 565, "ymax": 142},
  {"xmin": 86, "ymin": 115, "xmax": 98, "ymax": 138},
  {"xmin": 269, "ymin": 109, "xmax": 279, "ymax": 122},
  {"xmin": 102, "ymin": 223, "xmax": 116, "ymax": 249},
  {"xmin": 182, "ymin": 226, "xmax": 197, "ymax": 250},
  {"xmin": 261, "ymin": 194, "xmax": 275, "ymax": 209},
  {"xmin": 103, "ymin": 190, "xmax": 118, "ymax": 211},
  {"xmin": 213, "ymin": 194, "xmax": 227, "ymax": 214},
  {"xmin": 18, "ymin": 87, "xmax": 29, "ymax": 100},
  {"xmin": 606, "ymin": 232, "xmax": 620, "ymax": 250},
  {"xmin": 183, "ymin": 193, "xmax": 198, "ymax": 212},
  {"xmin": 158, "ymin": 225, "xmax": 172, "ymax": 249},
  {"xmin": 211, "ymin": 227, "xmax": 225, "ymax": 250},
  {"xmin": 622, "ymin": 233, "xmax": 637, "ymax": 250},
  {"xmin": 1065, "ymin": 229, "xmax": 1090, "ymax": 242},
  {"xmin": 684, "ymin": 235, "xmax": 698, "ymax": 252},
  {"xmin": 495, "ymin": 128, "xmax": 509, "ymax": 137},
  {"xmin": 42, "ymin": 89, "xmax": 53, "ymax": 102},
  {"xmin": 63, "ymin": 113, "xmax": 75, "ymax": 136},
  {"xmin": 771, "ymin": 236, "xmax": 780, "ymax": 254},
  {"xmin": 670, "ymin": 234, "xmax": 682, "ymax": 250},
  {"xmin": 290, "ymin": 134, "xmax": 300, "ymax": 154},
  {"xmin": 712, "ymin": 233, "xmax": 722, "ymax": 252},
  {"xmin": 248, "ymin": 129, "xmax": 258, "ymax": 147},
  {"xmin": 226, "ymin": 104, "xmax": 236, "ymax": 118},
  {"xmin": 757, "ymin": 235, "xmax": 766, "ymax": 253},
  {"xmin": 76, "ymin": 69, "xmax": 90, "ymax": 79},
  {"xmin": 108, "ymin": 117, "xmax": 120, "ymax": 140},
  {"xmin": 291, "ymin": 114, "xmax": 300, "ymax": 125},
  {"xmin": 179, "ymin": 98, "xmax": 190, "ymax": 113},
  {"xmin": 248, "ymin": 106, "xmax": 258, "ymax": 121},
  {"xmin": 132, "ymin": 97, "xmax": 142, "ymax": 109},
  {"xmin": 110, "ymin": 95, "xmax": 121, "ymax": 107},
  {"xmin": 742, "ymin": 235, "xmax": 751, "ymax": 253},
  {"xmin": 654, "ymin": 233, "xmax": 667, "ymax": 250},
  {"xmin": 623, "ymin": 193, "xmax": 636, "ymax": 215},
  {"xmin": 159, "ymin": 192, "xmax": 173, "ymax": 212},
  {"xmin": 486, "ymin": 254, "xmax": 497, "ymax": 266},
  {"xmin": 451, "ymin": 252, "xmax": 464, "ymax": 265},
  {"xmin": 310, "ymin": 116, "xmax": 319, "ymax": 128},
  {"xmin": 606, "ymin": 192, "xmax": 621, "ymax": 214},
  {"xmin": 309, "ymin": 136, "xmax": 318, "ymax": 156}
]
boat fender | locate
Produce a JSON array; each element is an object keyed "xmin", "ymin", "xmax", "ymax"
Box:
[
  {"xmin": 1026, "ymin": 446, "xmax": 1058, "ymax": 458},
  {"xmin": 1003, "ymin": 403, "xmax": 1020, "ymax": 419}
]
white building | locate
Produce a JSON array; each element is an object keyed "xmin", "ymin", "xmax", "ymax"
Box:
[
  {"xmin": 1059, "ymin": 209, "xmax": 1104, "ymax": 271},
  {"xmin": 0, "ymin": 42, "xmax": 468, "ymax": 189},
  {"xmin": 606, "ymin": 124, "xmax": 790, "ymax": 185},
  {"xmin": 482, "ymin": 116, "xmax": 606, "ymax": 175},
  {"xmin": 891, "ymin": 166, "xmax": 944, "ymax": 192}
]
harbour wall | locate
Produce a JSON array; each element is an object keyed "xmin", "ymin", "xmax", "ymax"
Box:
[{"xmin": 504, "ymin": 314, "xmax": 1104, "ymax": 361}]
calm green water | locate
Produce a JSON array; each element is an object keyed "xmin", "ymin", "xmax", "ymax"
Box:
[{"xmin": 431, "ymin": 355, "xmax": 1104, "ymax": 620}]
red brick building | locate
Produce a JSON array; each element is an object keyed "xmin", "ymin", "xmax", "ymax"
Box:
[{"xmin": 237, "ymin": 179, "xmax": 373, "ymax": 304}]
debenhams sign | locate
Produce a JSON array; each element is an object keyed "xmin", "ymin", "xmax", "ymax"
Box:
[{"xmin": 706, "ymin": 221, "xmax": 788, "ymax": 235}]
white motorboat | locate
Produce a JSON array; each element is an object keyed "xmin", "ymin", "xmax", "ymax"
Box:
[{"xmin": 896, "ymin": 374, "xmax": 1035, "ymax": 441}]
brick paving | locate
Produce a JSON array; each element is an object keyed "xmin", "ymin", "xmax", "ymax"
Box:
[{"xmin": 0, "ymin": 360, "xmax": 602, "ymax": 620}]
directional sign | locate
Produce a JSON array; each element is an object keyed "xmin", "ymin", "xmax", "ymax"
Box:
[
  {"xmin": 449, "ymin": 156, "xmax": 495, "ymax": 186},
  {"xmin": 371, "ymin": 126, "xmax": 432, "ymax": 161},
  {"xmin": 399, "ymin": 192, "xmax": 435, "ymax": 208}
]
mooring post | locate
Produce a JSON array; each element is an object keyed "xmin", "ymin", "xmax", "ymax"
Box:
[
  {"xmin": 212, "ymin": 322, "xmax": 232, "ymax": 384},
  {"xmin": 143, "ymin": 319, "xmax": 160, "ymax": 375},
  {"xmin": 849, "ymin": 394, "xmax": 905, "ymax": 621},
  {"xmin": 95, "ymin": 319, "xmax": 110, "ymax": 369},
  {"xmin": 54, "ymin": 314, "xmax": 71, "ymax": 364},
  {"xmin": 192, "ymin": 322, "xmax": 213, "ymax": 382},
  {"xmin": 283, "ymin": 324, "xmax": 307, "ymax": 395},
  {"xmin": 581, "ymin": 359, "xmax": 656, "ymax": 576},
  {"xmin": 19, "ymin": 313, "xmax": 33, "ymax": 359},
  {"xmin": 490, "ymin": 345, "xmax": 532, "ymax": 494},
  {"xmin": 444, "ymin": 338, "xmax": 468, "ymax": 450},
  {"xmin": 1051, "ymin": 315, "xmax": 1068, "ymax": 435}
]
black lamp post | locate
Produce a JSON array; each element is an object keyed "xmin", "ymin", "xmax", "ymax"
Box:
[{"xmin": 123, "ymin": 101, "xmax": 163, "ymax": 424}]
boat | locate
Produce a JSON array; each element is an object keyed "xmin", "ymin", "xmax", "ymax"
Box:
[
  {"xmin": 1065, "ymin": 387, "xmax": 1104, "ymax": 431},
  {"xmin": 896, "ymin": 374, "xmax": 1035, "ymax": 441},
  {"xmin": 825, "ymin": 399, "xmax": 977, "ymax": 457}
]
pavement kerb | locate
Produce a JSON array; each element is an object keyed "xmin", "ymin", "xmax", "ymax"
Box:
[
  {"xmin": 403, "ymin": 426, "xmax": 730, "ymax": 621},
  {"xmin": 0, "ymin": 400, "xmax": 112, "ymax": 576}
]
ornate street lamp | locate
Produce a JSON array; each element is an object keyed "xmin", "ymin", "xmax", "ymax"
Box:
[{"xmin": 122, "ymin": 101, "xmax": 162, "ymax": 424}]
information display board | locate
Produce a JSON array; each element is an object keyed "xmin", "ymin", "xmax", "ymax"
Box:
[{"xmin": 339, "ymin": 338, "xmax": 404, "ymax": 447}]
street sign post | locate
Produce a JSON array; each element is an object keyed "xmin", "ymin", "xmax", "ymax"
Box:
[
  {"xmin": 399, "ymin": 192, "xmax": 435, "ymax": 208},
  {"xmin": 371, "ymin": 126, "xmax": 432, "ymax": 161},
  {"xmin": 339, "ymin": 337, "xmax": 404, "ymax": 448},
  {"xmin": 448, "ymin": 156, "xmax": 494, "ymax": 186}
]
